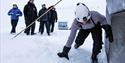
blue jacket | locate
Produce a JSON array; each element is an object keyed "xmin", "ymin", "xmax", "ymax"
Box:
[{"xmin": 8, "ymin": 7, "xmax": 22, "ymax": 20}]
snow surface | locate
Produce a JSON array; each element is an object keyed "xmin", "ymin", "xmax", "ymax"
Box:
[{"xmin": 0, "ymin": 0, "xmax": 107, "ymax": 63}]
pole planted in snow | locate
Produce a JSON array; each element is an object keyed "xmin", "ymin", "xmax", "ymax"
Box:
[{"xmin": 11, "ymin": 0, "xmax": 62, "ymax": 39}]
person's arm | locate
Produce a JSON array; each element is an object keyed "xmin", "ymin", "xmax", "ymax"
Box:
[
  {"xmin": 8, "ymin": 9, "xmax": 13, "ymax": 15},
  {"xmin": 47, "ymin": 10, "xmax": 51, "ymax": 22},
  {"xmin": 65, "ymin": 20, "xmax": 79, "ymax": 47},
  {"xmin": 95, "ymin": 11, "xmax": 114, "ymax": 42},
  {"xmin": 102, "ymin": 24, "xmax": 114, "ymax": 42},
  {"xmin": 34, "ymin": 6, "xmax": 38, "ymax": 18},
  {"xmin": 16, "ymin": 9, "xmax": 22, "ymax": 16},
  {"xmin": 23, "ymin": 5, "xmax": 28, "ymax": 18},
  {"xmin": 37, "ymin": 10, "xmax": 41, "ymax": 22},
  {"xmin": 55, "ymin": 11, "xmax": 58, "ymax": 22}
]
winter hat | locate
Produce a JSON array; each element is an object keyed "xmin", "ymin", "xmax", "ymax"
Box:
[
  {"xmin": 29, "ymin": 0, "xmax": 34, "ymax": 1},
  {"xmin": 13, "ymin": 4, "xmax": 17, "ymax": 6},
  {"xmin": 29, "ymin": 0, "xmax": 34, "ymax": 3},
  {"xmin": 42, "ymin": 4, "xmax": 46, "ymax": 8},
  {"xmin": 75, "ymin": 3, "xmax": 91, "ymax": 23},
  {"xmin": 12, "ymin": 4, "xmax": 17, "ymax": 8}
]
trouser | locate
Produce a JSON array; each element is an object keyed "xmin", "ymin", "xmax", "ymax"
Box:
[
  {"xmin": 39, "ymin": 21, "xmax": 50, "ymax": 35},
  {"xmin": 50, "ymin": 21, "xmax": 55, "ymax": 32},
  {"xmin": 108, "ymin": 11, "xmax": 125, "ymax": 63},
  {"xmin": 25, "ymin": 20, "xmax": 36, "ymax": 35},
  {"xmin": 75, "ymin": 26, "xmax": 103, "ymax": 59},
  {"xmin": 11, "ymin": 19, "xmax": 18, "ymax": 33}
]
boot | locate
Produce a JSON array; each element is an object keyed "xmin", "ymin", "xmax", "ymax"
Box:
[
  {"xmin": 31, "ymin": 33, "xmax": 36, "ymax": 35},
  {"xmin": 48, "ymin": 33, "xmax": 50, "ymax": 36},
  {"xmin": 91, "ymin": 53, "xmax": 98, "ymax": 63},
  {"xmin": 91, "ymin": 59, "xmax": 98, "ymax": 63},
  {"xmin": 57, "ymin": 46, "xmax": 71, "ymax": 60},
  {"xmin": 74, "ymin": 44, "xmax": 80, "ymax": 49}
]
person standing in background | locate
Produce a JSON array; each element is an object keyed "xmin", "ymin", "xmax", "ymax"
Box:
[
  {"xmin": 23, "ymin": 0, "xmax": 37, "ymax": 35},
  {"xmin": 38, "ymin": 4, "xmax": 50, "ymax": 36},
  {"xmin": 48, "ymin": 6, "xmax": 58, "ymax": 33},
  {"xmin": 8, "ymin": 4, "xmax": 22, "ymax": 34}
]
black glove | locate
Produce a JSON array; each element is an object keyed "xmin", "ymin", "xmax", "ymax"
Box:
[
  {"xmin": 106, "ymin": 30, "xmax": 114, "ymax": 42},
  {"xmin": 102, "ymin": 25, "xmax": 114, "ymax": 43}
]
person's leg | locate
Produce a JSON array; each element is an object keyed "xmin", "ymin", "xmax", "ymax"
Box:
[
  {"xmin": 57, "ymin": 29, "xmax": 90, "ymax": 60},
  {"xmin": 10, "ymin": 20, "xmax": 14, "ymax": 33},
  {"xmin": 51, "ymin": 22, "xmax": 55, "ymax": 32},
  {"xmin": 39, "ymin": 22, "xmax": 41, "ymax": 33},
  {"xmin": 31, "ymin": 22, "xmax": 36, "ymax": 35},
  {"xmin": 13, "ymin": 20, "xmax": 18, "ymax": 33},
  {"xmin": 25, "ymin": 21, "xmax": 30, "ymax": 35},
  {"xmin": 24, "ymin": 20, "xmax": 27, "ymax": 33},
  {"xmin": 40, "ymin": 21, "xmax": 44, "ymax": 35},
  {"xmin": 91, "ymin": 27, "xmax": 103, "ymax": 63},
  {"xmin": 49, "ymin": 22, "xmax": 52, "ymax": 32},
  {"xmin": 74, "ymin": 29, "xmax": 90, "ymax": 48},
  {"xmin": 45, "ymin": 22, "xmax": 50, "ymax": 35}
]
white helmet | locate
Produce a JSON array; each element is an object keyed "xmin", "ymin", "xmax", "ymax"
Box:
[{"xmin": 75, "ymin": 3, "xmax": 91, "ymax": 23}]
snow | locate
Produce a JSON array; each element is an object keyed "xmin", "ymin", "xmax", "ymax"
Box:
[{"xmin": 0, "ymin": 0, "xmax": 107, "ymax": 63}]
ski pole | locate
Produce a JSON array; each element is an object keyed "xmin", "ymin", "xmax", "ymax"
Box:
[{"xmin": 11, "ymin": 0, "xmax": 62, "ymax": 39}]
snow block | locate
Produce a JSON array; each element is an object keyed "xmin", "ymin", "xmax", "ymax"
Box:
[
  {"xmin": 105, "ymin": 12, "xmax": 125, "ymax": 63},
  {"xmin": 58, "ymin": 21, "xmax": 68, "ymax": 30}
]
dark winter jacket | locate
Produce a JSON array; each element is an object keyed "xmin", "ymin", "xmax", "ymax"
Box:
[
  {"xmin": 8, "ymin": 7, "xmax": 22, "ymax": 20},
  {"xmin": 49, "ymin": 9, "xmax": 58, "ymax": 22},
  {"xmin": 23, "ymin": 2, "xmax": 37, "ymax": 21},
  {"xmin": 38, "ymin": 7, "xmax": 49, "ymax": 22}
]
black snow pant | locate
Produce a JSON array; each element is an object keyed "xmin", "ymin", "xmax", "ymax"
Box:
[
  {"xmin": 49, "ymin": 21, "xmax": 55, "ymax": 32},
  {"xmin": 39, "ymin": 21, "xmax": 50, "ymax": 35},
  {"xmin": 75, "ymin": 26, "xmax": 103, "ymax": 60},
  {"xmin": 25, "ymin": 20, "xmax": 35, "ymax": 35},
  {"xmin": 11, "ymin": 19, "xmax": 18, "ymax": 33}
]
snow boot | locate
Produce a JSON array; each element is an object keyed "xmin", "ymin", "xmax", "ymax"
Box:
[
  {"xmin": 91, "ymin": 53, "xmax": 98, "ymax": 63},
  {"xmin": 31, "ymin": 33, "xmax": 36, "ymax": 35},
  {"xmin": 57, "ymin": 46, "xmax": 71, "ymax": 60},
  {"xmin": 74, "ymin": 44, "xmax": 80, "ymax": 49},
  {"xmin": 91, "ymin": 59, "xmax": 98, "ymax": 63}
]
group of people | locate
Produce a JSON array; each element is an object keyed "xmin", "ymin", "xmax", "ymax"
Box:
[
  {"xmin": 8, "ymin": 0, "xmax": 125, "ymax": 63},
  {"xmin": 37, "ymin": 4, "xmax": 58, "ymax": 35},
  {"xmin": 8, "ymin": 0, "xmax": 58, "ymax": 36}
]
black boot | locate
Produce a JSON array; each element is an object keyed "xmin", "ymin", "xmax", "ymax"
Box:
[
  {"xmin": 57, "ymin": 46, "xmax": 71, "ymax": 60},
  {"xmin": 47, "ymin": 33, "xmax": 50, "ymax": 36},
  {"xmin": 91, "ymin": 59, "xmax": 98, "ymax": 63},
  {"xmin": 91, "ymin": 53, "xmax": 98, "ymax": 63},
  {"xmin": 31, "ymin": 33, "xmax": 36, "ymax": 35},
  {"xmin": 74, "ymin": 44, "xmax": 80, "ymax": 49}
]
